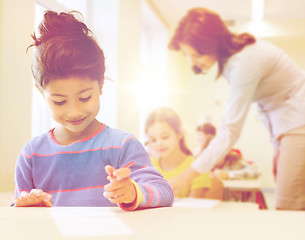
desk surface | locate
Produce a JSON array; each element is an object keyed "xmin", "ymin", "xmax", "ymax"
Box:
[{"xmin": 1, "ymin": 201, "xmax": 304, "ymax": 240}]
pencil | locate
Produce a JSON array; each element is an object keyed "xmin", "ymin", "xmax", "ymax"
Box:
[
  {"xmin": 110, "ymin": 161, "xmax": 135, "ymax": 178},
  {"xmin": 121, "ymin": 161, "xmax": 135, "ymax": 169}
]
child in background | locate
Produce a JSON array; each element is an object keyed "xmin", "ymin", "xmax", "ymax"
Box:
[
  {"xmin": 213, "ymin": 149, "xmax": 264, "ymax": 207},
  {"xmin": 145, "ymin": 107, "xmax": 222, "ymax": 199},
  {"xmin": 193, "ymin": 123, "xmax": 216, "ymax": 158},
  {"xmin": 194, "ymin": 123, "xmax": 259, "ymax": 180},
  {"xmin": 13, "ymin": 11, "xmax": 174, "ymax": 210},
  {"xmin": 213, "ymin": 149, "xmax": 260, "ymax": 180}
]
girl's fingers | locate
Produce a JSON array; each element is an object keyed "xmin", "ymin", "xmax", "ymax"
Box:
[
  {"xmin": 104, "ymin": 177, "xmax": 130, "ymax": 191},
  {"xmin": 14, "ymin": 198, "xmax": 20, "ymax": 206},
  {"xmin": 106, "ymin": 195, "xmax": 125, "ymax": 204},
  {"xmin": 14, "ymin": 197, "xmax": 30, "ymax": 207},
  {"xmin": 105, "ymin": 165, "xmax": 132, "ymax": 181},
  {"xmin": 42, "ymin": 199, "xmax": 53, "ymax": 207},
  {"xmin": 38, "ymin": 192, "xmax": 52, "ymax": 200},
  {"xmin": 104, "ymin": 190, "xmax": 133, "ymax": 204},
  {"xmin": 15, "ymin": 190, "xmax": 52, "ymax": 207},
  {"xmin": 20, "ymin": 191, "xmax": 29, "ymax": 200},
  {"xmin": 104, "ymin": 180, "xmax": 136, "ymax": 204},
  {"xmin": 112, "ymin": 167, "xmax": 131, "ymax": 181},
  {"xmin": 29, "ymin": 190, "xmax": 38, "ymax": 200},
  {"xmin": 105, "ymin": 165, "xmax": 115, "ymax": 176},
  {"xmin": 103, "ymin": 187, "xmax": 125, "ymax": 199},
  {"xmin": 30, "ymin": 189, "xmax": 43, "ymax": 197}
]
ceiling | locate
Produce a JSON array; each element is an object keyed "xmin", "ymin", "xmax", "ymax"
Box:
[{"xmin": 146, "ymin": 0, "xmax": 305, "ymax": 36}]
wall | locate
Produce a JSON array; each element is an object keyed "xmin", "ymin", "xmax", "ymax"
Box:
[
  {"xmin": 0, "ymin": 0, "xmax": 35, "ymax": 191},
  {"xmin": 116, "ymin": 0, "xmax": 142, "ymax": 135},
  {"xmin": 87, "ymin": 0, "xmax": 119, "ymax": 129}
]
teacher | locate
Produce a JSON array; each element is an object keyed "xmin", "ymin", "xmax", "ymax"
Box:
[{"xmin": 168, "ymin": 7, "xmax": 305, "ymax": 210}]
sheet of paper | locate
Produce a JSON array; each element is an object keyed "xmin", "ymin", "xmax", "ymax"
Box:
[
  {"xmin": 173, "ymin": 197, "xmax": 220, "ymax": 208},
  {"xmin": 51, "ymin": 207, "xmax": 133, "ymax": 237}
]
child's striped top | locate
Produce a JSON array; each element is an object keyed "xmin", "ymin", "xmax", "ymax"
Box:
[{"xmin": 14, "ymin": 123, "xmax": 174, "ymax": 210}]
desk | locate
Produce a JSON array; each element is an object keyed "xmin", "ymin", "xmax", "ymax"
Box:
[
  {"xmin": 223, "ymin": 178, "xmax": 262, "ymax": 202},
  {"xmin": 1, "ymin": 202, "xmax": 304, "ymax": 240},
  {"xmin": 223, "ymin": 178, "xmax": 261, "ymax": 191}
]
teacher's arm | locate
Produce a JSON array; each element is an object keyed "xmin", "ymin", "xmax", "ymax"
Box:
[{"xmin": 172, "ymin": 52, "xmax": 262, "ymax": 195}]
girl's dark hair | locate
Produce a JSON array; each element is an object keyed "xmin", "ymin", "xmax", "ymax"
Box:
[
  {"xmin": 194, "ymin": 122, "xmax": 216, "ymax": 157},
  {"xmin": 169, "ymin": 8, "xmax": 256, "ymax": 77},
  {"xmin": 28, "ymin": 11, "xmax": 105, "ymax": 89},
  {"xmin": 145, "ymin": 107, "xmax": 192, "ymax": 156},
  {"xmin": 216, "ymin": 150, "xmax": 241, "ymax": 169},
  {"xmin": 197, "ymin": 122, "xmax": 216, "ymax": 135}
]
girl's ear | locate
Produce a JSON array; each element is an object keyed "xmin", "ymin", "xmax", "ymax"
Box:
[{"xmin": 98, "ymin": 83, "xmax": 103, "ymax": 95}]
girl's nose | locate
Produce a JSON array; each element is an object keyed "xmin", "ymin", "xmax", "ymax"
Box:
[
  {"xmin": 66, "ymin": 102, "xmax": 82, "ymax": 119},
  {"xmin": 156, "ymin": 139, "xmax": 164, "ymax": 147}
]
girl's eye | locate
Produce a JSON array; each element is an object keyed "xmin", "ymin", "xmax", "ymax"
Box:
[
  {"xmin": 161, "ymin": 135, "xmax": 169, "ymax": 140},
  {"xmin": 80, "ymin": 95, "xmax": 92, "ymax": 102},
  {"xmin": 53, "ymin": 100, "xmax": 66, "ymax": 106},
  {"xmin": 149, "ymin": 139, "xmax": 156, "ymax": 143}
]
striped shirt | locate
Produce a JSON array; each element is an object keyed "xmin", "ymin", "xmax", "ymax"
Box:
[{"xmin": 14, "ymin": 123, "xmax": 174, "ymax": 209}]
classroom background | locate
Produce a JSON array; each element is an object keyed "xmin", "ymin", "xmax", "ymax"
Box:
[{"xmin": 1, "ymin": 0, "xmax": 305, "ymax": 201}]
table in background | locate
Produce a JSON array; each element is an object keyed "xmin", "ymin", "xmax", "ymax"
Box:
[
  {"xmin": 1, "ymin": 200, "xmax": 304, "ymax": 240},
  {"xmin": 223, "ymin": 178, "xmax": 262, "ymax": 201}
]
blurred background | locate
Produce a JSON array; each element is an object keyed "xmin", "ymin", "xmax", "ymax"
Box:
[{"xmin": 1, "ymin": 0, "xmax": 305, "ymax": 196}]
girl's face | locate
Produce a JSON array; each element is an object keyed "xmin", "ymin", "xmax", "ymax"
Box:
[
  {"xmin": 146, "ymin": 121, "xmax": 182, "ymax": 159},
  {"xmin": 44, "ymin": 76, "xmax": 102, "ymax": 138},
  {"xmin": 179, "ymin": 43, "xmax": 217, "ymax": 74},
  {"xmin": 196, "ymin": 131, "xmax": 208, "ymax": 145}
]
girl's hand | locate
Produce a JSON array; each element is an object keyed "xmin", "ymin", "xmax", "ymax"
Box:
[
  {"xmin": 213, "ymin": 169, "xmax": 229, "ymax": 180},
  {"xmin": 14, "ymin": 189, "xmax": 52, "ymax": 207},
  {"xmin": 103, "ymin": 165, "xmax": 136, "ymax": 205}
]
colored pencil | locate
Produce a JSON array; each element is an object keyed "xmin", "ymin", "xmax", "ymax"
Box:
[{"xmin": 110, "ymin": 161, "xmax": 135, "ymax": 178}]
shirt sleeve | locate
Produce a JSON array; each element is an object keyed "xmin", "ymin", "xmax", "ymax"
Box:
[
  {"xmin": 192, "ymin": 48, "xmax": 263, "ymax": 174},
  {"xmin": 118, "ymin": 137, "xmax": 174, "ymax": 209},
  {"xmin": 14, "ymin": 147, "xmax": 34, "ymax": 198}
]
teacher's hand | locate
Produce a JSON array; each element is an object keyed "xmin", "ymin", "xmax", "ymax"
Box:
[{"xmin": 168, "ymin": 166, "xmax": 200, "ymax": 196}]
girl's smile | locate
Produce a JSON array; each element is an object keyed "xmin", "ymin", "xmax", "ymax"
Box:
[{"xmin": 66, "ymin": 116, "xmax": 87, "ymax": 126}]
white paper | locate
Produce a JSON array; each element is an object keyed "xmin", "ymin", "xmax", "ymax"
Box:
[
  {"xmin": 51, "ymin": 208, "xmax": 133, "ymax": 237},
  {"xmin": 173, "ymin": 197, "xmax": 220, "ymax": 208}
]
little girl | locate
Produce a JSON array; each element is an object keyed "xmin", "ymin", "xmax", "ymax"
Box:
[
  {"xmin": 193, "ymin": 123, "xmax": 216, "ymax": 158},
  {"xmin": 213, "ymin": 149, "xmax": 260, "ymax": 180},
  {"xmin": 195, "ymin": 123, "xmax": 259, "ymax": 180},
  {"xmin": 145, "ymin": 107, "xmax": 218, "ymax": 199},
  {"xmin": 13, "ymin": 11, "xmax": 174, "ymax": 210}
]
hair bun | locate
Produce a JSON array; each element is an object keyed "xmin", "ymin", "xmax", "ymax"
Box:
[{"xmin": 37, "ymin": 11, "xmax": 90, "ymax": 44}]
